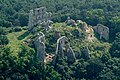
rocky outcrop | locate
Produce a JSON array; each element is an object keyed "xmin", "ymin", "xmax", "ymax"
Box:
[
  {"xmin": 93, "ymin": 24, "xmax": 109, "ymax": 41},
  {"xmin": 34, "ymin": 32, "xmax": 45, "ymax": 62},
  {"xmin": 28, "ymin": 7, "xmax": 52, "ymax": 32}
]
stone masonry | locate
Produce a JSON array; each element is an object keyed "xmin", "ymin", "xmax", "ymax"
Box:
[
  {"xmin": 93, "ymin": 24, "xmax": 109, "ymax": 41},
  {"xmin": 34, "ymin": 32, "xmax": 45, "ymax": 62},
  {"xmin": 28, "ymin": 7, "xmax": 52, "ymax": 32},
  {"xmin": 52, "ymin": 36, "xmax": 76, "ymax": 65}
]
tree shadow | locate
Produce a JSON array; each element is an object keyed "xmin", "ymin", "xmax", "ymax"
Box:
[{"xmin": 17, "ymin": 31, "xmax": 30, "ymax": 40}]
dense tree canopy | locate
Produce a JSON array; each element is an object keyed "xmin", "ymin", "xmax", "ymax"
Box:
[
  {"xmin": 0, "ymin": 35, "xmax": 9, "ymax": 45},
  {"xmin": 110, "ymin": 32, "xmax": 120, "ymax": 58}
]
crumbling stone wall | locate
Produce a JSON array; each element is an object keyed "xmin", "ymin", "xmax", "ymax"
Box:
[
  {"xmin": 93, "ymin": 24, "xmax": 109, "ymax": 41},
  {"xmin": 28, "ymin": 7, "xmax": 52, "ymax": 32},
  {"xmin": 52, "ymin": 36, "xmax": 76, "ymax": 65},
  {"xmin": 34, "ymin": 32, "xmax": 45, "ymax": 62},
  {"xmin": 65, "ymin": 16, "xmax": 77, "ymax": 27}
]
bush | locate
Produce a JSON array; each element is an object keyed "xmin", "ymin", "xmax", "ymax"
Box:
[
  {"xmin": 14, "ymin": 27, "xmax": 22, "ymax": 32},
  {"xmin": 22, "ymin": 27, "xmax": 27, "ymax": 30},
  {"xmin": 0, "ymin": 28, "xmax": 8, "ymax": 35},
  {"xmin": 0, "ymin": 35, "xmax": 9, "ymax": 45},
  {"xmin": 110, "ymin": 32, "xmax": 120, "ymax": 58}
]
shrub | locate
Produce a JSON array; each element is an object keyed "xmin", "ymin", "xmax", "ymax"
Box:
[
  {"xmin": 0, "ymin": 35, "xmax": 9, "ymax": 45},
  {"xmin": 14, "ymin": 27, "xmax": 22, "ymax": 32},
  {"xmin": 0, "ymin": 28, "xmax": 8, "ymax": 35}
]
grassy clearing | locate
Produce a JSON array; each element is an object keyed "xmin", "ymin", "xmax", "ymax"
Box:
[{"xmin": 6, "ymin": 30, "xmax": 32, "ymax": 56}]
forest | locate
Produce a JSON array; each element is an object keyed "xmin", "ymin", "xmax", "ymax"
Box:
[{"xmin": 0, "ymin": 0, "xmax": 120, "ymax": 80}]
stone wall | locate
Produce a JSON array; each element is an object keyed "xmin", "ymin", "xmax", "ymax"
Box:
[
  {"xmin": 52, "ymin": 36, "xmax": 76, "ymax": 65},
  {"xmin": 65, "ymin": 16, "xmax": 76, "ymax": 27},
  {"xmin": 34, "ymin": 32, "xmax": 45, "ymax": 62},
  {"xmin": 93, "ymin": 24, "xmax": 109, "ymax": 41},
  {"xmin": 28, "ymin": 7, "xmax": 52, "ymax": 32}
]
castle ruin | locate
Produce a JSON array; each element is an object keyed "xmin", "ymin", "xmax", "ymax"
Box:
[
  {"xmin": 52, "ymin": 36, "xmax": 76, "ymax": 65},
  {"xmin": 28, "ymin": 7, "xmax": 52, "ymax": 32},
  {"xmin": 93, "ymin": 24, "xmax": 109, "ymax": 41},
  {"xmin": 34, "ymin": 32, "xmax": 45, "ymax": 62}
]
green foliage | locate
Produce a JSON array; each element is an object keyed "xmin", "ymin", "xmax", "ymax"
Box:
[
  {"xmin": 17, "ymin": 31, "xmax": 30, "ymax": 40},
  {"xmin": 0, "ymin": 26, "xmax": 119, "ymax": 80},
  {"xmin": 18, "ymin": 13, "xmax": 28, "ymax": 26},
  {"xmin": 101, "ymin": 53, "xmax": 111, "ymax": 63},
  {"xmin": 0, "ymin": 46, "xmax": 43, "ymax": 80},
  {"xmin": 98, "ymin": 58, "xmax": 120, "ymax": 80},
  {"xmin": 0, "ymin": 0, "xmax": 120, "ymax": 79},
  {"xmin": 71, "ymin": 28, "xmax": 85, "ymax": 39},
  {"xmin": 0, "ymin": 45, "xmax": 61, "ymax": 80},
  {"xmin": 45, "ymin": 66, "xmax": 61, "ymax": 80},
  {"xmin": 0, "ymin": 35, "xmax": 9, "ymax": 45},
  {"xmin": 13, "ymin": 27, "xmax": 22, "ymax": 32},
  {"xmin": 110, "ymin": 32, "xmax": 120, "ymax": 58},
  {"xmin": 54, "ymin": 56, "xmax": 73, "ymax": 79},
  {"xmin": 0, "ymin": 28, "xmax": 8, "ymax": 35},
  {"xmin": 73, "ymin": 59, "xmax": 88, "ymax": 79},
  {"xmin": 0, "ymin": 20, "xmax": 12, "ymax": 27},
  {"xmin": 86, "ymin": 59, "xmax": 104, "ymax": 79},
  {"xmin": 0, "ymin": 47, "xmax": 29, "ymax": 80},
  {"xmin": 84, "ymin": 9, "xmax": 106, "ymax": 25},
  {"xmin": 44, "ymin": 29, "xmax": 56, "ymax": 53}
]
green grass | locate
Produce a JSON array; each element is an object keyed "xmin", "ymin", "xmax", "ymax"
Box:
[{"xmin": 6, "ymin": 30, "xmax": 32, "ymax": 56}]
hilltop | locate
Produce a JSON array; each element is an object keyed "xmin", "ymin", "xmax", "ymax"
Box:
[{"xmin": 0, "ymin": 0, "xmax": 120, "ymax": 79}]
